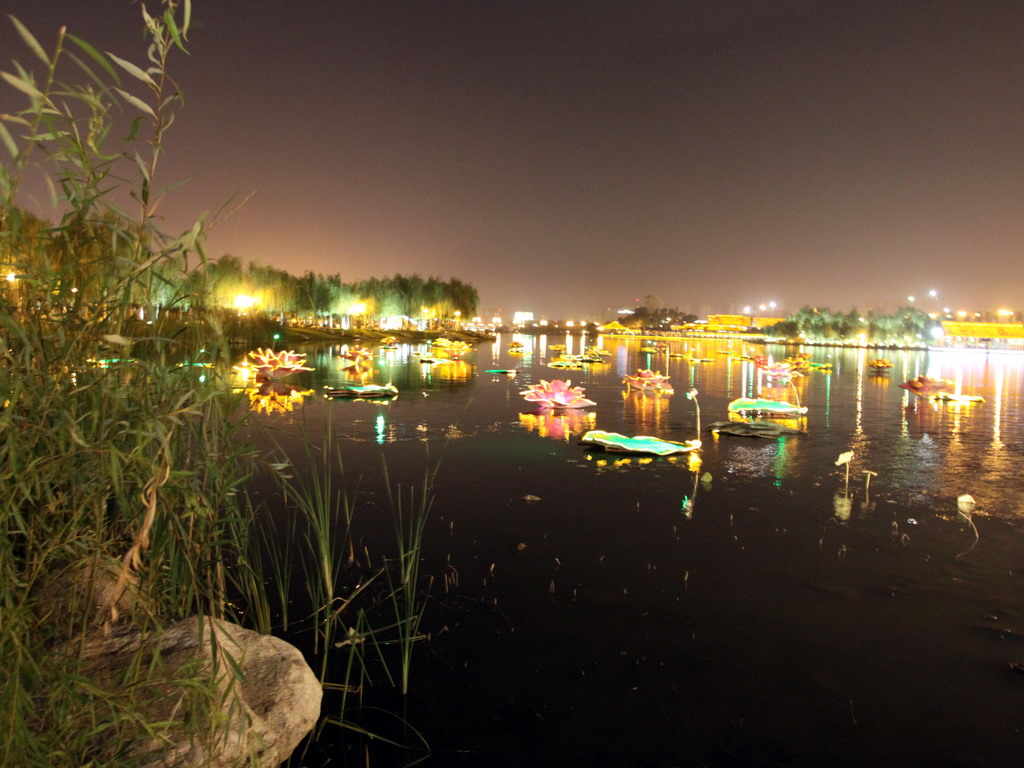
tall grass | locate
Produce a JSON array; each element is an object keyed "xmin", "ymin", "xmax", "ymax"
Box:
[
  {"xmin": 0, "ymin": 4, "xmax": 274, "ymax": 764},
  {"xmin": 256, "ymin": 411, "xmax": 442, "ymax": 739},
  {"xmin": 1, "ymin": 6, "xmax": 444, "ymax": 765}
]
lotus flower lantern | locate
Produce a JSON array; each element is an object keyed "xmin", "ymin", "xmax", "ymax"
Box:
[
  {"xmin": 520, "ymin": 379, "xmax": 596, "ymax": 409},
  {"xmin": 340, "ymin": 346, "xmax": 373, "ymax": 367},
  {"xmin": 623, "ymin": 369, "xmax": 673, "ymax": 393},
  {"xmin": 237, "ymin": 348, "xmax": 314, "ymax": 380}
]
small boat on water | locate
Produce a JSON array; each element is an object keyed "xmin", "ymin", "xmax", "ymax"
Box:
[
  {"xmin": 707, "ymin": 420, "xmax": 805, "ymax": 438},
  {"xmin": 325, "ymin": 383, "xmax": 398, "ymax": 399},
  {"xmin": 868, "ymin": 359, "xmax": 893, "ymax": 370},
  {"xmin": 931, "ymin": 392, "xmax": 984, "ymax": 404}
]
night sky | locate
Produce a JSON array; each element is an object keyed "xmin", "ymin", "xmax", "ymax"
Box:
[{"xmin": 4, "ymin": 1, "xmax": 1024, "ymax": 320}]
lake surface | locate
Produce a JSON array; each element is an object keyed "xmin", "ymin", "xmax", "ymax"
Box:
[{"xmin": 245, "ymin": 335, "xmax": 1024, "ymax": 767}]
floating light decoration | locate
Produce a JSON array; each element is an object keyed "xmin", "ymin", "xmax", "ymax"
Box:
[
  {"xmin": 520, "ymin": 379, "xmax": 596, "ymax": 409},
  {"xmin": 235, "ymin": 348, "xmax": 313, "ymax": 380},
  {"xmin": 623, "ymin": 369, "xmax": 674, "ymax": 394}
]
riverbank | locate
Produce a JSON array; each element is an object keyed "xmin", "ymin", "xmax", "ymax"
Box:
[{"xmin": 280, "ymin": 325, "xmax": 495, "ymax": 345}]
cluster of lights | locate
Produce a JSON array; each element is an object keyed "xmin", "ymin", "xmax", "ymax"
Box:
[{"xmin": 741, "ymin": 301, "xmax": 778, "ymax": 315}]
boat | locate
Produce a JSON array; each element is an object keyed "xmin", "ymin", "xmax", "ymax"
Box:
[
  {"xmin": 580, "ymin": 430, "xmax": 701, "ymax": 456},
  {"xmin": 868, "ymin": 359, "xmax": 893, "ymax": 370},
  {"xmin": 485, "ymin": 369, "xmax": 518, "ymax": 375},
  {"xmin": 727, "ymin": 398, "xmax": 808, "ymax": 416},
  {"xmin": 931, "ymin": 392, "xmax": 984, "ymax": 404},
  {"xmin": 324, "ymin": 383, "xmax": 398, "ymax": 399},
  {"xmin": 707, "ymin": 420, "xmax": 805, "ymax": 438}
]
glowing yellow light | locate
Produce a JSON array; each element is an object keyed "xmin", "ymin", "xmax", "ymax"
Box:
[
  {"xmin": 234, "ymin": 294, "xmax": 256, "ymax": 310},
  {"xmin": 998, "ymin": 308, "xmax": 1012, "ymax": 317},
  {"xmin": 6, "ymin": 273, "xmax": 15, "ymax": 282},
  {"xmin": 350, "ymin": 302, "xmax": 367, "ymax": 315}
]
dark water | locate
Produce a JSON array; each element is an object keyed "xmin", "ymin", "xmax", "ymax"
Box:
[{"xmin": 245, "ymin": 336, "xmax": 1024, "ymax": 767}]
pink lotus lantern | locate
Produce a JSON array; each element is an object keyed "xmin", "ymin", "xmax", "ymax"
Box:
[
  {"xmin": 238, "ymin": 348, "xmax": 314, "ymax": 380},
  {"xmin": 623, "ymin": 369, "xmax": 673, "ymax": 393},
  {"xmin": 520, "ymin": 379, "xmax": 596, "ymax": 409},
  {"xmin": 760, "ymin": 359, "xmax": 801, "ymax": 381}
]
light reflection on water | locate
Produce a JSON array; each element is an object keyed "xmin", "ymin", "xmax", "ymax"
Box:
[
  {"xmin": 246, "ymin": 336, "xmax": 1024, "ymax": 520},
  {"xmin": 242, "ymin": 334, "xmax": 1024, "ymax": 764}
]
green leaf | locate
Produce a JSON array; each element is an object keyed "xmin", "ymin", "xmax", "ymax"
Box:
[
  {"xmin": 106, "ymin": 51, "xmax": 156, "ymax": 87},
  {"xmin": 66, "ymin": 33, "xmax": 118, "ymax": 81},
  {"xmin": 125, "ymin": 116, "xmax": 143, "ymax": 141},
  {"xmin": 8, "ymin": 15, "xmax": 49, "ymax": 66},
  {"xmin": 0, "ymin": 70, "xmax": 43, "ymax": 101},
  {"xmin": 0, "ymin": 120, "xmax": 17, "ymax": 158},
  {"xmin": 182, "ymin": 0, "xmax": 192, "ymax": 37},
  {"xmin": 113, "ymin": 87, "xmax": 156, "ymax": 118},
  {"xmin": 163, "ymin": 9, "xmax": 184, "ymax": 52}
]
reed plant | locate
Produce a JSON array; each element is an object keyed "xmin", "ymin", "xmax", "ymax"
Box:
[
  {"xmin": 381, "ymin": 455, "xmax": 439, "ymax": 697},
  {"xmin": 2, "ymin": 6, "xmax": 445, "ymax": 764},
  {"xmin": 0, "ymin": 4, "xmax": 276, "ymax": 764}
]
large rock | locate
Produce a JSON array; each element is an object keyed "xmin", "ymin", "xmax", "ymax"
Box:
[{"xmin": 80, "ymin": 616, "xmax": 322, "ymax": 767}]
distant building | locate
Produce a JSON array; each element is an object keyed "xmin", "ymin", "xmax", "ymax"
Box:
[
  {"xmin": 935, "ymin": 321, "xmax": 1024, "ymax": 350},
  {"xmin": 706, "ymin": 314, "xmax": 752, "ymax": 330}
]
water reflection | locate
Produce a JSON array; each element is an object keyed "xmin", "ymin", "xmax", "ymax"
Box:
[
  {"xmin": 241, "ymin": 381, "xmax": 314, "ymax": 414},
  {"xmin": 232, "ymin": 335, "xmax": 1024, "ymax": 518},
  {"xmin": 518, "ymin": 408, "xmax": 597, "ymax": 441},
  {"xmin": 621, "ymin": 388, "xmax": 673, "ymax": 433}
]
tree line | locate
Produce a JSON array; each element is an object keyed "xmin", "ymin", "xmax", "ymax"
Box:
[
  {"xmin": 768, "ymin": 306, "xmax": 937, "ymax": 342},
  {"xmin": 2, "ymin": 208, "xmax": 479, "ymax": 324},
  {"xmin": 193, "ymin": 255, "xmax": 479, "ymax": 322}
]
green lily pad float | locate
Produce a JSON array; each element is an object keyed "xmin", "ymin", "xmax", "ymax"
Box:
[
  {"xmin": 727, "ymin": 398, "xmax": 807, "ymax": 415},
  {"xmin": 580, "ymin": 430, "xmax": 701, "ymax": 456}
]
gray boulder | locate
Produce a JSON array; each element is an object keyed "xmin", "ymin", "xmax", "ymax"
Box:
[{"xmin": 80, "ymin": 615, "xmax": 322, "ymax": 767}]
